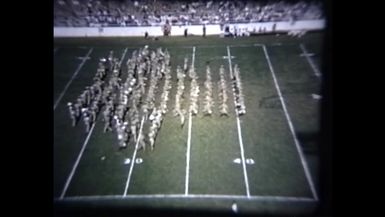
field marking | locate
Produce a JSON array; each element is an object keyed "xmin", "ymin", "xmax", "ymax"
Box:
[
  {"xmin": 54, "ymin": 43, "xmax": 308, "ymax": 53},
  {"xmin": 262, "ymin": 45, "xmax": 318, "ymax": 201},
  {"xmin": 229, "ymin": 44, "xmax": 256, "ymax": 48},
  {"xmin": 57, "ymin": 194, "xmax": 316, "ymax": 202},
  {"xmin": 226, "ymin": 46, "xmax": 250, "ymax": 198},
  {"xmin": 76, "ymin": 56, "xmax": 91, "ymax": 60},
  {"xmin": 76, "ymin": 46, "xmax": 139, "ymax": 49},
  {"xmin": 180, "ymin": 44, "xmax": 256, "ymax": 49},
  {"xmin": 271, "ymin": 43, "xmax": 282, "ymax": 46},
  {"xmin": 123, "ymin": 117, "xmax": 145, "ymax": 196},
  {"xmin": 185, "ymin": 111, "xmax": 192, "ymax": 195},
  {"xmin": 185, "ymin": 46, "xmax": 195, "ymax": 195},
  {"xmin": 59, "ymin": 48, "xmax": 128, "ymax": 199},
  {"xmin": 61, "ymin": 43, "xmax": 269, "ymax": 50},
  {"xmin": 299, "ymin": 44, "xmax": 321, "ymax": 78},
  {"xmin": 73, "ymin": 45, "xmax": 256, "ymax": 50},
  {"xmin": 119, "ymin": 47, "xmax": 128, "ymax": 66},
  {"xmin": 54, "ymin": 48, "xmax": 93, "ymax": 110},
  {"xmin": 191, "ymin": 46, "xmax": 196, "ymax": 67},
  {"xmin": 60, "ymin": 123, "xmax": 96, "ymax": 199}
]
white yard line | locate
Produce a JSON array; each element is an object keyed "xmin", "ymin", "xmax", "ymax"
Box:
[
  {"xmin": 58, "ymin": 194, "xmax": 316, "ymax": 202},
  {"xmin": 119, "ymin": 48, "xmax": 128, "ymax": 66},
  {"xmin": 123, "ymin": 117, "xmax": 145, "ymax": 196},
  {"xmin": 54, "ymin": 48, "xmax": 93, "ymax": 110},
  {"xmin": 60, "ymin": 123, "xmax": 96, "ymax": 199},
  {"xmin": 299, "ymin": 43, "xmax": 321, "ymax": 78},
  {"xmin": 191, "ymin": 46, "xmax": 196, "ymax": 67},
  {"xmin": 185, "ymin": 46, "xmax": 195, "ymax": 195},
  {"xmin": 226, "ymin": 46, "xmax": 250, "ymax": 197},
  {"xmin": 185, "ymin": 112, "xmax": 192, "ymax": 195},
  {"xmin": 262, "ymin": 45, "xmax": 318, "ymax": 201},
  {"xmin": 60, "ymin": 49, "xmax": 127, "ymax": 199}
]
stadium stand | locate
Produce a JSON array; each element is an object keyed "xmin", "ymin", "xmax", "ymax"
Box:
[{"xmin": 54, "ymin": 0, "xmax": 324, "ymax": 27}]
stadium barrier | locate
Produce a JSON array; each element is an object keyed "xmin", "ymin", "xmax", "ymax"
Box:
[{"xmin": 54, "ymin": 19, "xmax": 325, "ymax": 37}]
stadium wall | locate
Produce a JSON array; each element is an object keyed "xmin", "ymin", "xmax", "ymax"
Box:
[{"xmin": 54, "ymin": 19, "xmax": 325, "ymax": 37}]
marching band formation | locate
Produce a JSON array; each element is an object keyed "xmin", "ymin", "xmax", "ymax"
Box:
[{"xmin": 66, "ymin": 46, "xmax": 246, "ymax": 151}]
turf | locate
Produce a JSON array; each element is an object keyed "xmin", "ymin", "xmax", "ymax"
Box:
[{"xmin": 54, "ymin": 32, "xmax": 323, "ymax": 214}]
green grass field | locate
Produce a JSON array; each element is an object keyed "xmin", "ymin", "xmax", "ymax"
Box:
[{"xmin": 54, "ymin": 33, "xmax": 323, "ymax": 215}]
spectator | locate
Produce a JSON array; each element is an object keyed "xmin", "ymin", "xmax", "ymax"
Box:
[
  {"xmin": 54, "ymin": 0, "xmax": 324, "ymax": 27},
  {"xmin": 202, "ymin": 25, "xmax": 206, "ymax": 37}
]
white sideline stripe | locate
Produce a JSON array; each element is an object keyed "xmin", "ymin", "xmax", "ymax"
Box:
[
  {"xmin": 262, "ymin": 45, "xmax": 318, "ymax": 201},
  {"xmin": 123, "ymin": 117, "xmax": 145, "ymax": 196},
  {"xmin": 77, "ymin": 46, "xmax": 137, "ymax": 50},
  {"xmin": 229, "ymin": 44, "xmax": 256, "ymax": 48},
  {"xmin": 185, "ymin": 46, "xmax": 195, "ymax": 195},
  {"xmin": 74, "ymin": 45, "xmax": 257, "ymax": 50},
  {"xmin": 54, "ymin": 48, "xmax": 93, "ymax": 110},
  {"xmin": 60, "ymin": 123, "xmax": 96, "ymax": 199},
  {"xmin": 57, "ymin": 194, "xmax": 316, "ymax": 202},
  {"xmin": 183, "ymin": 43, "xmax": 305, "ymax": 49},
  {"xmin": 226, "ymin": 46, "xmax": 250, "ymax": 197},
  {"xmin": 180, "ymin": 44, "xmax": 257, "ymax": 49},
  {"xmin": 299, "ymin": 43, "xmax": 321, "ymax": 78}
]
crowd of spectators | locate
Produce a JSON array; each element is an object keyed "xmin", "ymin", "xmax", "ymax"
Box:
[{"xmin": 54, "ymin": 0, "xmax": 324, "ymax": 27}]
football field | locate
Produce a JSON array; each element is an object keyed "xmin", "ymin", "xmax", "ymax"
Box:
[{"xmin": 54, "ymin": 33, "xmax": 323, "ymax": 215}]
